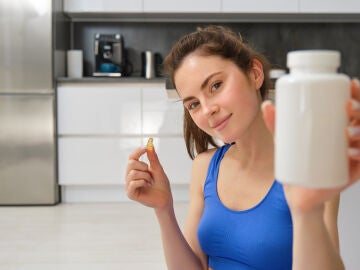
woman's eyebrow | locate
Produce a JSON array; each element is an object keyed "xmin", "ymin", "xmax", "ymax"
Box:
[
  {"xmin": 200, "ymin": 72, "xmax": 222, "ymax": 90},
  {"xmin": 182, "ymin": 96, "xmax": 195, "ymax": 104},
  {"xmin": 181, "ymin": 71, "xmax": 222, "ymax": 104}
]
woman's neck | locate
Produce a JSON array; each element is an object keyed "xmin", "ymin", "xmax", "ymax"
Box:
[{"xmin": 229, "ymin": 112, "xmax": 274, "ymax": 170}]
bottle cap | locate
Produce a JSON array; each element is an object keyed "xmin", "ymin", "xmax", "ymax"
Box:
[{"xmin": 287, "ymin": 50, "xmax": 340, "ymax": 69}]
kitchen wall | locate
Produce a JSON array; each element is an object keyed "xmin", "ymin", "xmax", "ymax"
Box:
[{"xmin": 71, "ymin": 22, "xmax": 360, "ymax": 78}]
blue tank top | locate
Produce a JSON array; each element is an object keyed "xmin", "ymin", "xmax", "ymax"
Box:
[{"xmin": 197, "ymin": 144, "xmax": 293, "ymax": 270}]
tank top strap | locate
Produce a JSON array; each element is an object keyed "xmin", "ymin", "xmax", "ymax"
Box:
[{"xmin": 204, "ymin": 144, "xmax": 232, "ymax": 195}]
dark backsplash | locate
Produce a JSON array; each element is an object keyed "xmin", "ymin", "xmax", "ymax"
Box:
[{"xmin": 72, "ymin": 22, "xmax": 360, "ymax": 78}]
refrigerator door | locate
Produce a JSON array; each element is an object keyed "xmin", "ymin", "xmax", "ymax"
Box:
[
  {"xmin": 0, "ymin": 0, "xmax": 53, "ymax": 94},
  {"xmin": 0, "ymin": 94, "xmax": 59, "ymax": 204}
]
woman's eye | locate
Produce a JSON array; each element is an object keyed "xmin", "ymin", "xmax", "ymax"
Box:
[
  {"xmin": 211, "ymin": 82, "xmax": 222, "ymax": 91},
  {"xmin": 188, "ymin": 101, "xmax": 199, "ymax": 110}
]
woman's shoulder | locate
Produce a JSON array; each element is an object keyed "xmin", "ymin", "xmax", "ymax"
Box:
[
  {"xmin": 193, "ymin": 147, "xmax": 218, "ymax": 168},
  {"xmin": 193, "ymin": 143, "xmax": 231, "ymax": 166},
  {"xmin": 190, "ymin": 147, "xmax": 218, "ymax": 187}
]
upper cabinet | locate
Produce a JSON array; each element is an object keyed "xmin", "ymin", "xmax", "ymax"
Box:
[
  {"xmin": 299, "ymin": 0, "xmax": 360, "ymax": 13},
  {"xmin": 63, "ymin": 0, "xmax": 360, "ymax": 19},
  {"xmin": 222, "ymin": 0, "xmax": 298, "ymax": 13},
  {"xmin": 64, "ymin": 0, "xmax": 143, "ymax": 13},
  {"xmin": 143, "ymin": 0, "xmax": 221, "ymax": 13}
]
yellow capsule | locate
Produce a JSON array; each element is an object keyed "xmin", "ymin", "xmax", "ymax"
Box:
[{"xmin": 146, "ymin": 137, "xmax": 154, "ymax": 150}]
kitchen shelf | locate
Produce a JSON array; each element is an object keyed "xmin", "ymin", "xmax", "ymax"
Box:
[{"xmin": 65, "ymin": 12, "xmax": 360, "ymax": 23}]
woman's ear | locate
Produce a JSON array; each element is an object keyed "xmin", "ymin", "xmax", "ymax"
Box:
[{"xmin": 251, "ymin": 59, "xmax": 265, "ymax": 90}]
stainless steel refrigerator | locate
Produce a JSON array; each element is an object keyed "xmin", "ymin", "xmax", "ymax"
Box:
[{"xmin": 0, "ymin": 0, "xmax": 67, "ymax": 204}]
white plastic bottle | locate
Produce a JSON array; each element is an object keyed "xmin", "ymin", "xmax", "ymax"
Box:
[{"xmin": 275, "ymin": 50, "xmax": 350, "ymax": 188}]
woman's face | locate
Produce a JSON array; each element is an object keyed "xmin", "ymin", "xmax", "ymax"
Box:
[{"xmin": 174, "ymin": 52, "xmax": 264, "ymax": 144}]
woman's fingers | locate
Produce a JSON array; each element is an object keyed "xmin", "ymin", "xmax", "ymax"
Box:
[
  {"xmin": 126, "ymin": 179, "xmax": 150, "ymax": 200},
  {"xmin": 348, "ymin": 148, "xmax": 360, "ymax": 160},
  {"xmin": 128, "ymin": 146, "xmax": 146, "ymax": 161},
  {"xmin": 126, "ymin": 146, "xmax": 153, "ymax": 187},
  {"xmin": 347, "ymin": 80, "xmax": 360, "ymax": 158},
  {"xmin": 347, "ymin": 125, "xmax": 360, "ymax": 140},
  {"xmin": 348, "ymin": 79, "xmax": 360, "ymax": 120},
  {"xmin": 126, "ymin": 159, "xmax": 148, "ymax": 175},
  {"xmin": 350, "ymin": 79, "xmax": 360, "ymax": 100},
  {"xmin": 346, "ymin": 99, "xmax": 360, "ymax": 121},
  {"xmin": 126, "ymin": 147, "xmax": 147, "ymax": 175},
  {"xmin": 126, "ymin": 169, "xmax": 153, "ymax": 185}
]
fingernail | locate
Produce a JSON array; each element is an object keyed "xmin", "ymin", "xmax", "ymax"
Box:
[
  {"xmin": 351, "ymin": 99, "xmax": 360, "ymax": 111},
  {"xmin": 348, "ymin": 148, "xmax": 360, "ymax": 157},
  {"xmin": 348, "ymin": 126, "xmax": 360, "ymax": 137}
]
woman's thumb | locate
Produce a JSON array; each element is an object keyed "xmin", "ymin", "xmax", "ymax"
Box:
[{"xmin": 145, "ymin": 138, "xmax": 162, "ymax": 170}]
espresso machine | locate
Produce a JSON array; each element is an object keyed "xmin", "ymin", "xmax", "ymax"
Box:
[{"xmin": 93, "ymin": 33, "xmax": 126, "ymax": 77}]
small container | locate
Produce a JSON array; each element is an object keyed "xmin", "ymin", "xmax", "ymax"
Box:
[
  {"xmin": 67, "ymin": 50, "xmax": 83, "ymax": 78},
  {"xmin": 267, "ymin": 69, "xmax": 286, "ymax": 103},
  {"xmin": 275, "ymin": 50, "xmax": 350, "ymax": 188},
  {"xmin": 141, "ymin": 51, "xmax": 156, "ymax": 79}
]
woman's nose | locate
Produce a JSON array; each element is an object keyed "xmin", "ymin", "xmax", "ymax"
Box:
[{"xmin": 202, "ymin": 100, "xmax": 219, "ymax": 116}]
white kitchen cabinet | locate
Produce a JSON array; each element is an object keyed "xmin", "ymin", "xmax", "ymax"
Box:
[
  {"xmin": 57, "ymin": 83, "xmax": 141, "ymax": 135},
  {"xmin": 57, "ymin": 81, "xmax": 191, "ymax": 202},
  {"xmin": 63, "ymin": 0, "xmax": 360, "ymax": 17},
  {"xmin": 143, "ymin": 0, "xmax": 221, "ymax": 13},
  {"xmin": 222, "ymin": 0, "xmax": 299, "ymax": 13},
  {"xmin": 142, "ymin": 137, "xmax": 192, "ymax": 185},
  {"xmin": 58, "ymin": 137, "xmax": 141, "ymax": 185},
  {"xmin": 299, "ymin": 0, "xmax": 360, "ymax": 13},
  {"xmin": 64, "ymin": 0, "xmax": 143, "ymax": 13},
  {"xmin": 142, "ymin": 86, "xmax": 183, "ymax": 135}
]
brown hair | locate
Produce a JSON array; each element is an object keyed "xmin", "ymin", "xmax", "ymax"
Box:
[{"xmin": 163, "ymin": 25, "xmax": 271, "ymax": 159}]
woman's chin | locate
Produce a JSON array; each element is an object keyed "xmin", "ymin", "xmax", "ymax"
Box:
[{"xmin": 215, "ymin": 135, "xmax": 233, "ymax": 145}]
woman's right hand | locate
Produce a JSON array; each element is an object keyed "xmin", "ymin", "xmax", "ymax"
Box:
[{"xmin": 125, "ymin": 145, "xmax": 173, "ymax": 210}]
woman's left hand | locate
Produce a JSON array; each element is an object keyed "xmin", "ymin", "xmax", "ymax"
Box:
[{"xmin": 262, "ymin": 79, "xmax": 360, "ymax": 214}]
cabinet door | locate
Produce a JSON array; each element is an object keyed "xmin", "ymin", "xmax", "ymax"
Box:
[
  {"xmin": 58, "ymin": 137, "xmax": 141, "ymax": 185},
  {"xmin": 143, "ymin": 137, "xmax": 192, "ymax": 184},
  {"xmin": 57, "ymin": 83, "xmax": 141, "ymax": 135},
  {"xmin": 299, "ymin": 0, "xmax": 360, "ymax": 13},
  {"xmin": 64, "ymin": 0, "xmax": 143, "ymax": 13},
  {"xmin": 142, "ymin": 86, "xmax": 183, "ymax": 135},
  {"xmin": 222, "ymin": 0, "xmax": 298, "ymax": 13},
  {"xmin": 143, "ymin": 0, "xmax": 221, "ymax": 12}
]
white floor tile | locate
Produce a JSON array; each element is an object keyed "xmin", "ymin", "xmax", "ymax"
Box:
[{"xmin": 0, "ymin": 202, "xmax": 189, "ymax": 269}]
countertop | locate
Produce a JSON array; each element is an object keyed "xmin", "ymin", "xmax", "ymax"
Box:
[{"xmin": 57, "ymin": 77, "xmax": 166, "ymax": 84}]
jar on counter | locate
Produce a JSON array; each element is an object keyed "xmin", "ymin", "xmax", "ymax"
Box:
[
  {"xmin": 275, "ymin": 50, "xmax": 350, "ymax": 188},
  {"xmin": 267, "ymin": 69, "xmax": 286, "ymax": 103}
]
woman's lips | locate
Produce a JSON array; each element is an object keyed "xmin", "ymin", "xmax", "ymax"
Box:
[{"xmin": 211, "ymin": 114, "xmax": 232, "ymax": 131}]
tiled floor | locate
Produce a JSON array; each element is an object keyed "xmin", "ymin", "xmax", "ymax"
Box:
[
  {"xmin": 1, "ymin": 185, "xmax": 360, "ymax": 270},
  {"xmin": 0, "ymin": 202, "xmax": 189, "ymax": 270}
]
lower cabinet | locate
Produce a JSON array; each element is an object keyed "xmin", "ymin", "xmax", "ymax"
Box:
[
  {"xmin": 57, "ymin": 82, "xmax": 192, "ymax": 202},
  {"xmin": 58, "ymin": 137, "xmax": 141, "ymax": 185}
]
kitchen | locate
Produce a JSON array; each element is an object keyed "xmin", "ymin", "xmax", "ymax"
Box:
[{"xmin": 1, "ymin": 0, "xmax": 360, "ymax": 269}]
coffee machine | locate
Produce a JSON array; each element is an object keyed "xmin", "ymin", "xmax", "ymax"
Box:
[{"xmin": 93, "ymin": 33, "xmax": 125, "ymax": 77}]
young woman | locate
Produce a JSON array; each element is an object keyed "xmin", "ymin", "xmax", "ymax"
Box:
[{"xmin": 125, "ymin": 25, "xmax": 360, "ymax": 270}]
